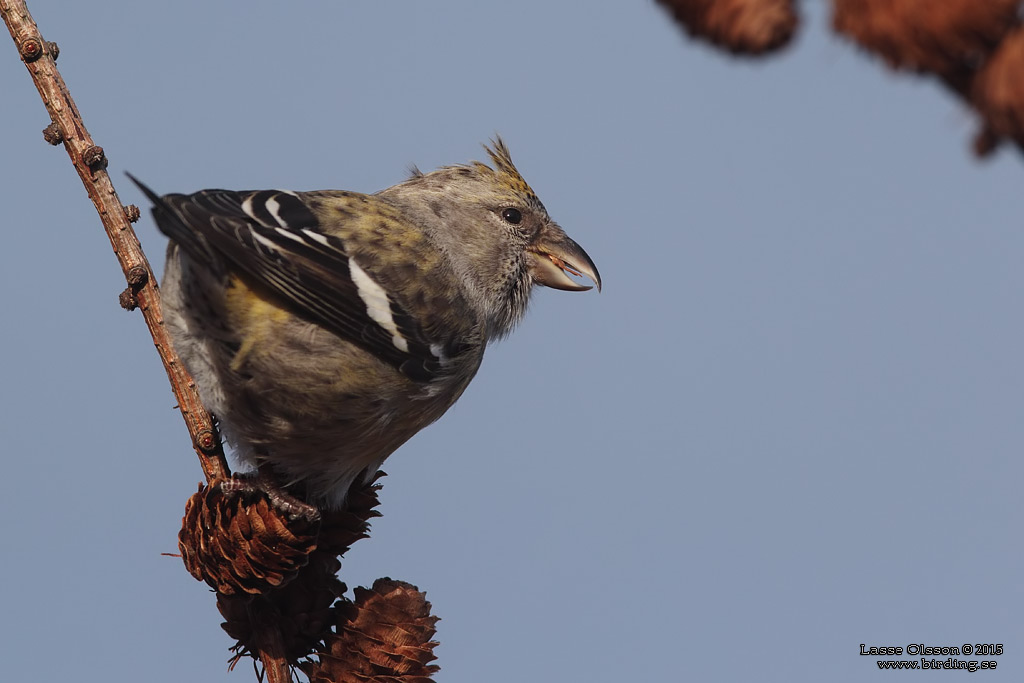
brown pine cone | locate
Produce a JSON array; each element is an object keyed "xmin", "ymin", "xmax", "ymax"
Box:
[
  {"xmin": 657, "ymin": 0, "xmax": 798, "ymax": 56},
  {"xmin": 970, "ymin": 25, "xmax": 1024, "ymax": 156},
  {"xmin": 832, "ymin": 0, "xmax": 1021, "ymax": 92},
  {"xmin": 303, "ymin": 578, "xmax": 441, "ymax": 683},
  {"xmin": 178, "ymin": 479, "xmax": 320, "ymax": 596}
]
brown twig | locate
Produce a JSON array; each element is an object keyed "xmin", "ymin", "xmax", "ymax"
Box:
[
  {"xmin": 0, "ymin": 0, "xmax": 230, "ymax": 483},
  {"xmin": 0, "ymin": 2, "xmax": 305, "ymax": 682}
]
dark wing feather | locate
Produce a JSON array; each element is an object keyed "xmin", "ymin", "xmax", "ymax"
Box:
[{"xmin": 129, "ymin": 175, "xmax": 449, "ymax": 383}]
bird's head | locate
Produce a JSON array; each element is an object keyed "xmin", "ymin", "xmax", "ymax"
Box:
[{"xmin": 379, "ymin": 138, "xmax": 601, "ymax": 337}]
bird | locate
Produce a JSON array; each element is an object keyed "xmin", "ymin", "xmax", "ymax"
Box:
[{"xmin": 131, "ymin": 139, "xmax": 600, "ymax": 510}]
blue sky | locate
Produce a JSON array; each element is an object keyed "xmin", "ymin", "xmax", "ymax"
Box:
[{"xmin": 3, "ymin": 2, "xmax": 1022, "ymax": 681}]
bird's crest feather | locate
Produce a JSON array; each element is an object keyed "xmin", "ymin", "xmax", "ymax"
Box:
[{"xmin": 476, "ymin": 137, "xmax": 540, "ymax": 204}]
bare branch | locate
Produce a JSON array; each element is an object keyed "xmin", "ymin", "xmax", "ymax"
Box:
[
  {"xmin": 0, "ymin": 0, "xmax": 229, "ymax": 482},
  {"xmin": 0, "ymin": 2, "xmax": 314, "ymax": 681}
]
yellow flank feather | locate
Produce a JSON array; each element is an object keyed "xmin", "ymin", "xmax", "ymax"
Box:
[{"xmin": 224, "ymin": 275, "xmax": 291, "ymax": 371}]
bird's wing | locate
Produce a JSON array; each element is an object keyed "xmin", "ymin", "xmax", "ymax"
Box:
[{"xmin": 131, "ymin": 176, "xmax": 459, "ymax": 383}]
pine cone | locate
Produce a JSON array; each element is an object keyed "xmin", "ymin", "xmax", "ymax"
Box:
[
  {"xmin": 317, "ymin": 471, "xmax": 385, "ymax": 557},
  {"xmin": 220, "ymin": 553, "xmax": 347, "ymax": 664},
  {"xmin": 832, "ymin": 0, "xmax": 1021, "ymax": 91},
  {"xmin": 303, "ymin": 578, "xmax": 441, "ymax": 683},
  {"xmin": 657, "ymin": 0, "xmax": 798, "ymax": 56},
  {"xmin": 178, "ymin": 480, "xmax": 320, "ymax": 595},
  {"xmin": 971, "ymin": 25, "xmax": 1024, "ymax": 156},
  {"xmin": 208, "ymin": 473, "xmax": 387, "ymax": 664}
]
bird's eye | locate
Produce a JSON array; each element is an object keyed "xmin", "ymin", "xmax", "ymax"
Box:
[{"xmin": 500, "ymin": 207, "xmax": 523, "ymax": 225}]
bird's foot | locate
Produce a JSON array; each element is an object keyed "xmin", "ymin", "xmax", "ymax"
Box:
[{"xmin": 217, "ymin": 470, "xmax": 321, "ymax": 523}]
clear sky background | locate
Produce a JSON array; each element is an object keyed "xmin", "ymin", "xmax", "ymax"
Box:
[{"xmin": 2, "ymin": 2, "xmax": 1022, "ymax": 681}]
